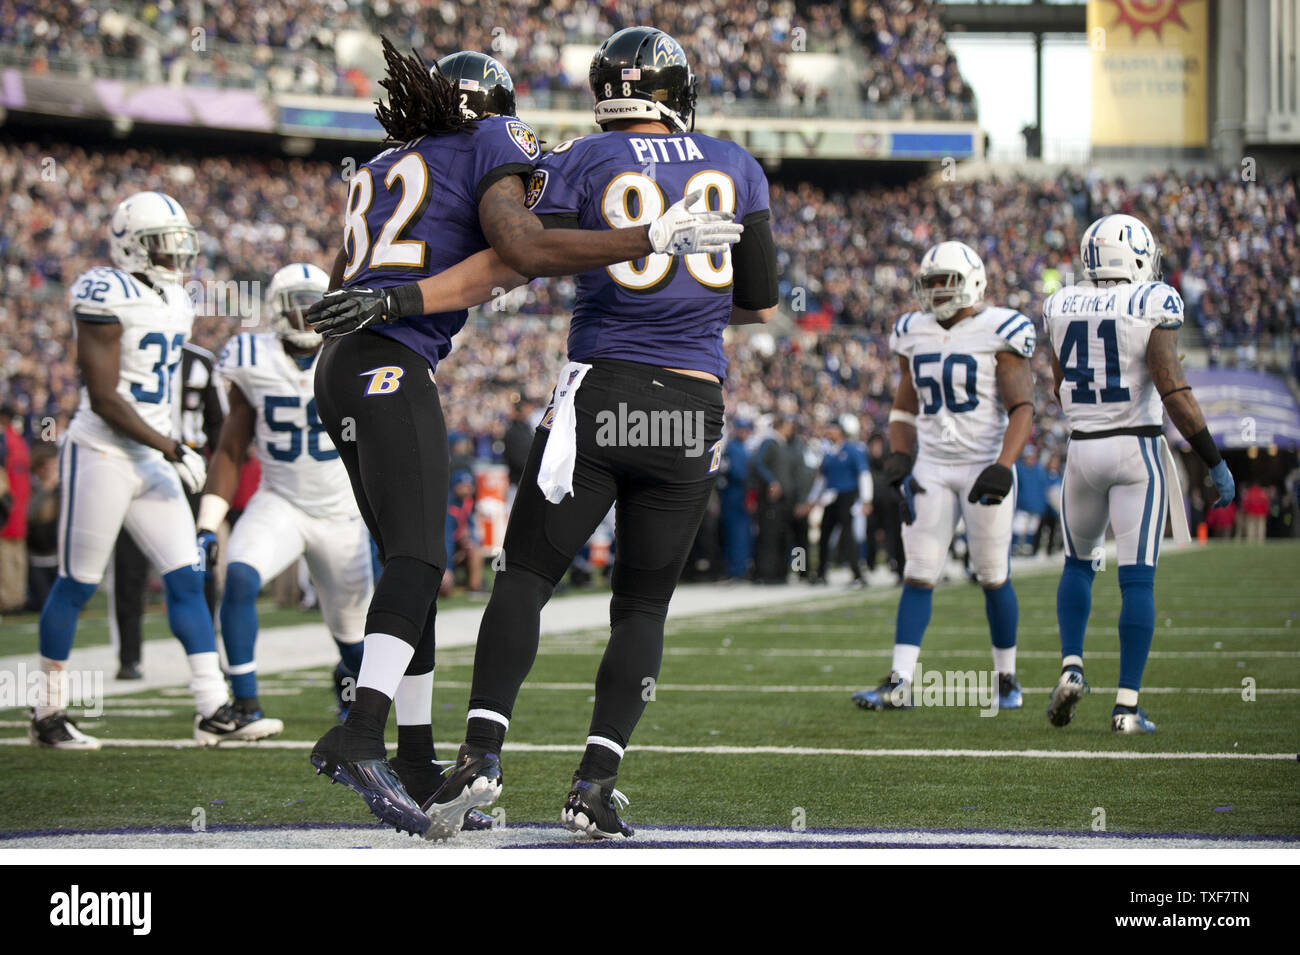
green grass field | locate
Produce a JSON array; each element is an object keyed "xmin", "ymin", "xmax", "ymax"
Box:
[{"xmin": 1, "ymin": 543, "xmax": 1297, "ymax": 845}]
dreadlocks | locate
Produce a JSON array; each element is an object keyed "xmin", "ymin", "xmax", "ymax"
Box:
[{"xmin": 374, "ymin": 36, "xmax": 477, "ymax": 144}]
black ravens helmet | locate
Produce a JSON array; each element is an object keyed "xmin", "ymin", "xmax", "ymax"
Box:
[
  {"xmin": 435, "ymin": 51, "xmax": 517, "ymax": 119},
  {"xmin": 589, "ymin": 27, "xmax": 697, "ymax": 132}
]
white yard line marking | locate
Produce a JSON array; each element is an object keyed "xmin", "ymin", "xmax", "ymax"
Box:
[
  {"xmin": 530, "ymin": 646, "xmax": 1300, "ymax": 660},
  {"xmin": 434, "ymin": 681, "xmax": 1299, "ymax": 695},
  {"xmin": 0, "ymin": 736, "xmax": 1291, "ymax": 760},
  {"xmin": 2, "ymin": 825, "xmax": 1293, "ymax": 851}
]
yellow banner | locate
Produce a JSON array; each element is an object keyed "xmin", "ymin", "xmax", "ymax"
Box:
[{"xmin": 1089, "ymin": 0, "xmax": 1208, "ymax": 147}]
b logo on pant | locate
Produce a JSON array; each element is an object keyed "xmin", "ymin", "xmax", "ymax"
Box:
[{"xmin": 360, "ymin": 365, "xmax": 405, "ymax": 396}]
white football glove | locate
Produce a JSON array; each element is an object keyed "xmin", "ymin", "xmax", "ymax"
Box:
[
  {"xmin": 170, "ymin": 444, "xmax": 207, "ymax": 495},
  {"xmin": 647, "ymin": 190, "xmax": 744, "ymax": 255}
]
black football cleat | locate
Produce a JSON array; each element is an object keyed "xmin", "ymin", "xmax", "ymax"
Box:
[
  {"xmin": 561, "ymin": 774, "xmax": 634, "ymax": 839},
  {"xmin": 1046, "ymin": 667, "xmax": 1089, "ymax": 727},
  {"xmin": 194, "ymin": 700, "xmax": 284, "ymax": 747},
  {"xmin": 420, "ymin": 744, "xmax": 503, "ymax": 842},
  {"xmin": 851, "ymin": 671, "xmax": 913, "ymax": 711},
  {"xmin": 461, "ymin": 808, "xmax": 495, "ymax": 831},
  {"xmin": 30, "ymin": 711, "xmax": 101, "ymax": 750},
  {"xmin": 310, "ymin": 725, "xmax": 430, "ymax": 837}
]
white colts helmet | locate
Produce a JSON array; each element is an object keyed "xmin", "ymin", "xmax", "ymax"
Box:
[
  {"xmin": 914, "ymin": 240, "xmax": 987, "ymax": 320},
  {"xmin": 1079, "ymin": 214, "xmax": 1161, "ymax": 283},
  {"xmin": 267, "ymin": 263, "xmax": 330, "ymax": 349},
  {"xmin": 108, "ymin": 191, "xmax": 198, "ymax": 287}
]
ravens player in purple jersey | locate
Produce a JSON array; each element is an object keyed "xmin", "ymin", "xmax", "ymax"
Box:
[
  {"xmin": 304, "ymin": 39, "xmax": 741, "ymax": 837},
  {"xmin": 353, "ymin": 27, "xmax": 780, "ymax": 840}
]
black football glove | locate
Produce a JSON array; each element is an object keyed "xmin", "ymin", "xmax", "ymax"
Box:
[
  {"xmin": 899, "ymin": 476, "xmax": 925, "ymax": 525},
  {"xmin": 307, "ymin": 287, "xmax": 407, "ymax": 339},
  {"xmin": 881, "ymin": 451, "xmax": 915, "ymax": 489},
  {"xmin": 968, "ymin": 463, "xmax": 1014, "ymax": 505}
]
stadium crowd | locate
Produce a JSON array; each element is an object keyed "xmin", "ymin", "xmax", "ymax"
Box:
[{"xmin": 1, "ymin": 0, "xmax": 974, "ymax": 115}]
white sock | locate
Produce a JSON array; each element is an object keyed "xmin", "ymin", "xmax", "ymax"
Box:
[
  {"xmin": 356, "ymin": 633, "xmax": 415, "ymax": 700},
  {"xmin": 394, "ymin": 669, "xmax": 434, "ymax": 726},
  {"xmin": 1116, "ymin": 688, "xmax": 1140, "ymax": 708},
  {"xmin": 992, "ymin": 646, "xmax": 1016, "ymax": 676},
  {"xmin": 1061, "ymin": 654, "xmax": 1084, "ymax": 671},
  {"xmin": 188, "ymin": 651, "xmax": 227, "ymax": 718},
  {"xmin": 35, "ymin": 657, "xmax": 67, "ymax": 720},
  {"xmin": 891, "ymin": 643, "xmax": 921, "ymax": 680}
]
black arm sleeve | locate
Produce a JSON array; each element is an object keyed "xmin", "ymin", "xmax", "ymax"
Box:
[
  {"xmin": 474, "ymin": 164, "xmax": 534, "ymax": 204},
  {"xmin": 537, "ymin": 212, "xmax": 580, "ymax": 230},
  {"xmin": 731, "ymin": 209, "xmax": 778, "ymax": 310}
]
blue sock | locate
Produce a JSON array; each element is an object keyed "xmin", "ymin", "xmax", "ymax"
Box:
[
  {"xmin": 220, "ymin": 562, "xmax": 262, "ymax": 700},
  {"xmin": 983, "ymin": 580, "xmax": 1018, "ymax": 649},
  {"xmin": 38, "ymin": 577, "xmax": 98, "ymax": 660},
  {"xmin": 895, "ymin": 584, "xmax": 933, "ymax": 647},
  {"xmin": 334, "ymin": 638, "xmax": 363, "ymax": 675},
  {"xmin": 1057, "ymin": 556, "xmax": 1096, "ymax": 660},
  {"xmin": 1117, "ymin": 564, "xmax": 1156, "ymax": 692},
  {"xmin": 163, "ymin": 565, "xmax": 217, "ymax": 657}
]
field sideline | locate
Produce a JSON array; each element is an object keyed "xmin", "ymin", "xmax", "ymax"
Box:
[{"xmin": 1, "ymin": 542, "xmax": 1297, "ymax": 850}]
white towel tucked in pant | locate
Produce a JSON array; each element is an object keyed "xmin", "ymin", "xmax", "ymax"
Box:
[{"xmin": 536, "ymin": 361, "xmax": 593, "ymax": 503}]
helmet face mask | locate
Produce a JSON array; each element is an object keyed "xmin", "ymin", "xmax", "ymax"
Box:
[
  {"xmin": 590, "ymin": 27, "xmax": 697, "ymax": 132},
  {"xmin": 267, "ymin": 263, "xmax": 330, "ymax": 350},
  {"xmin": 109, "ymin": 192, "xmax": 198, "ymax": 287},
  {"xmin": 914, "ymin": 241, "xmax": 986, "ymax": 320}
]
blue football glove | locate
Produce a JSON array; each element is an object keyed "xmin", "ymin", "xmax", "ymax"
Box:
[
  {"xmin": 196, "ymin": 530, "xmax": 219, "ymax": 577},
  {"xmin": 1209, "ymin": 460, "xmax": 1235, "ymax": 509},
  {"xmin": 899, "ymin": 476, "xmax": 925, "ymax": 525}
]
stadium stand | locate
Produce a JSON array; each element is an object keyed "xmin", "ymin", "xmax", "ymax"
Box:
[{"xmin": 0, "ymin": 0, "xmax": 975, "ymax": 116}]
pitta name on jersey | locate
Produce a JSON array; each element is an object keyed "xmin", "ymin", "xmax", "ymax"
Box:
[{"xmin": 628, "ymin": 136, "xmax": 706, "ymax": 165}]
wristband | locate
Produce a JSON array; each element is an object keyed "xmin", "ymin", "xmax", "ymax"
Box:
[
  {"xmin": 1187, "ymin": 427, "xmax": 1222, "ymax": 468},
  {"xmin": 1160, "ymin": 385, "xmax": 1192, "ymax": 400},
  {"xmin": 389, "ymin": 283, "xmax": 425, "ymax": 319},
  {"xmin": 197, "ymin": 493, "xmax": 230, "ymax": 533},
  {"xmin": 888, "ymin": 409, "xmax": 918, "ymax": 426},
  {"xmin": 1006, "ymin": 401, "xmax": 1034, "ymax": 417}
]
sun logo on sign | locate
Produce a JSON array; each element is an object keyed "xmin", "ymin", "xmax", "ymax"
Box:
[{"xmin": 1100, "ymin": 0, "xmax": 1195, "ymax": 38}]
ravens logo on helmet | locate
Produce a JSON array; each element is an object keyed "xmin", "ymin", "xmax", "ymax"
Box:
[
  {"xmin": 435, "ymin": 51, "xmax": 517, "ymax": 119},
  {"xmin": 589, "ymin": 26, "xmax": 697, "ymax": 132}
]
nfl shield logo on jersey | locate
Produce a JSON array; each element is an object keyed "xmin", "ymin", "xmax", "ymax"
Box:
[{"xmin": 506, "ymin": 120, "xmax": 540, "ymax": 159}]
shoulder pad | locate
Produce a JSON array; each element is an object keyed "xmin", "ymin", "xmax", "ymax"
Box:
[
  {"xmin": 218, "ymin": 332, "xmax": 265, "ymax": 371},
  {"xmin": 481, "ymin": 116, "xmax": 540, "ymax": 161},
  {"xmin": 68, "ymin": 267, "xmax": 147, "ymax": 319},
  {"xmin": 993, "ymin": 310, "xmax": 1037, "ymax": 357},
  {"xmin": 1128, "ymin": 282, "xmax": 1184, "ymax": 328},
  {"xmin": 546, "ymin": 134, "xmax": 590, "ymax": 157}
]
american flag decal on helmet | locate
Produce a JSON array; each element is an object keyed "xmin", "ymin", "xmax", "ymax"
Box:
[
  {"xmin": 621, "ymin": 68, "xmax": 641, "ymax": 80},
  {"xmin": 459, "ymin": 78, "xmax": 480, "ymax": 91}
]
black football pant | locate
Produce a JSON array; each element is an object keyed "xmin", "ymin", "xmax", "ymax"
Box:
[
  {"xmin": 818, "ymin": 489, "xmax": 862, "ymax": 580},
  {"xmin": 315, "ymin": 331, "xmax": 446, "ymax": 682},
  {"xmin": 468, "ymin": 359, "xmax": 724, "ymax": 764}
]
